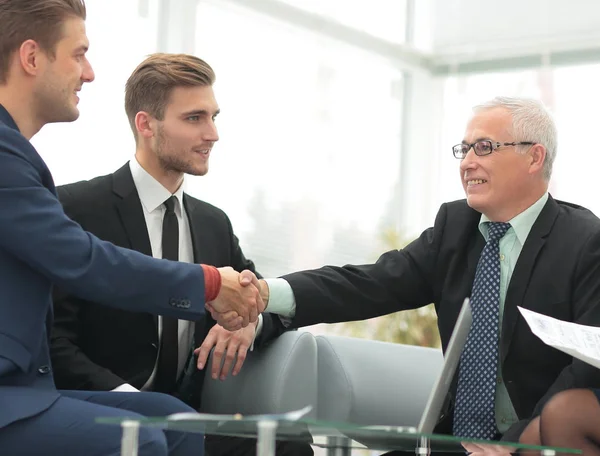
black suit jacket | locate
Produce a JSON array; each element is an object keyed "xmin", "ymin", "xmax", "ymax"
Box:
[
  {"xmin": 283, "ymin": 196, "xmax": 600, "ymax": 441},
  {"xmin": 50, "ymin": 163, "xmax": 286, "ymax": 402}
]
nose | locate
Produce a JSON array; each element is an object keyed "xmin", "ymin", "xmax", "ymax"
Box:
[
  {"xmin": 203, "ymin": 119, "xmax": 219, "ymax": 143},
  {"xmin": 82, "ymin": 57, "xmax": 95, "ymax": 83},
  {"xmin": 459, "ymin": 147, "xmax": 478, "ymax": 173}
]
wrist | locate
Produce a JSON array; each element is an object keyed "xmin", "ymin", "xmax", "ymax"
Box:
[
  {"xmin": 259, "ymin": 279, "xmax": 269, "ymax": 309},
  {"xmin": 201, "ymin": 265, "xmax": 221, "ymax": 302}
]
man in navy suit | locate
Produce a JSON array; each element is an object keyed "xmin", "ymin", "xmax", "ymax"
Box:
[{"xmin": 0, "ymin": 1, "xmax": 262, "ymax": 455}]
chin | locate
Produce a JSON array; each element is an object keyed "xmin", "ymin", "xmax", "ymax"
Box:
[
  {"xmin": 186, "ymin": 166, "xmax": 208, "ymax": 177},
  {"xmin": 57, "ymin": 108, "xmax": 80, "ymax": 123},
  {"xmin": 465, "ymin": 194, "xmax": 486, "ymax": 213}
]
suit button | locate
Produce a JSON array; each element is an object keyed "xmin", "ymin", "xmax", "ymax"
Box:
[{"xmin": 38, "ymin": 365, "xmax": 51, "ymax": 375}]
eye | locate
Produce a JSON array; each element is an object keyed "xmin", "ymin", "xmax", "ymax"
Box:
[
  {"xmin": 475, "ymin": 141, "xmax": 492, "ymax": 154},
  {"xmin": 187, "ymin": 115, "xmax": 200, "ymax": 122}
]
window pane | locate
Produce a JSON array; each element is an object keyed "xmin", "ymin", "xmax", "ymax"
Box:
[
  {"xmin": 274, "ymin": 0, "xmax": 408, "ymax": 43},
  {"xmin": 195, "ymin": 2, "xmax": 404, "ymax": 277},
  {"xmin": 32, "ymin": 0, "xmax": 160, "ymax": 184}
]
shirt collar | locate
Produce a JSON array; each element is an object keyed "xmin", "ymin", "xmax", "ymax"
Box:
[
  {"xmin": 479, "ymin": 192, "xmax": 549, "ymax": 244},
  {"xmin": 0, "ymin": 104, "xmax": 20, "ymax": 132},
  {"xmin": 129, "ymin": 158, "xmax": 186, "ymax": 214}
]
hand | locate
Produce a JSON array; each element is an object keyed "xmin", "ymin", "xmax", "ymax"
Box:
[
  {"xmin": 208, "ymin": 268, "xmax": 262, "ymax": 330},
  {"xmin": 461, "ymin": 442, "xmax": 515, "ymax": 455},
  {"xmin": 239, "ymin": 274, "xmax": 269, "ymax": 312},
  {"xmin": 194, "ymin": 321, "xmax": 258, "ymax": 380}
]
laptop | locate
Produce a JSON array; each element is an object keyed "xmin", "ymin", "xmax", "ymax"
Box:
[{"xmin": 417, "ymin": 297, "xmax": 472, "ymax": 434}]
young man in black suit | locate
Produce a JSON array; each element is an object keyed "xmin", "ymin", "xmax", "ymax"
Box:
[
  {"xmin": 50, "ymin": 53, "xmax": 311, "ymax": 456},
  {"xmin": 251, "ymin": 97, "xmax": 600, "ymax": 453}
]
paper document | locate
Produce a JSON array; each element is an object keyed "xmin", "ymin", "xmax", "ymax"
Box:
[
  {"xmin": 518, "ymin": 306, "xmax": 600, "ymax": 369},
  {"xmin": 168, "ymin": 405, "xmax": 313, "ymax": 422}
]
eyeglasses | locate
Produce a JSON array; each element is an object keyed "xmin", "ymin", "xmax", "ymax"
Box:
[{"xmin": 452, "ymin": 140, "xmax": 537, "ymax": 159}]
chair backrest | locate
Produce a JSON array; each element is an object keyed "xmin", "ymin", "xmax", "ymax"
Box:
[
  {"xmin": 199, "ymin": 330, "xmax": 318, "ymax": 418},
  {"xmin": 315, "ymin": 335, "xmax": 443, "ymax": 426}
]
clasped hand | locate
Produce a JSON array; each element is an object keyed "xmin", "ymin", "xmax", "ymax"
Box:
[{"xmin": 205, "ymin": 267, "xmax": 264, "ymax": 331}]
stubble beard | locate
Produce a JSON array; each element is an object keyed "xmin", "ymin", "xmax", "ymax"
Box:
[{"xmin": 155, "ymin": 128, "xmax": 207, "ymax": 177}]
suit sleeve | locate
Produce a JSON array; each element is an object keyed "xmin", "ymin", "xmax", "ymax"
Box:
[
  {"xmin": 50, "ymin": 289, "xmax": 127, "ymax": 391},
  {"xmin": 502, "ymin": 229, "xmax": 600, "ymax": 442},
  {"xmin": 0, "ymin": 127, "xmax": 206, "ymax": 320},
  {"xmin": 0, "ymin": 356, "xmax": 18, "ymax": 377}
]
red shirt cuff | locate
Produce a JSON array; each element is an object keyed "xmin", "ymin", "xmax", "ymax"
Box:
[{"xmin": 201, "ymin": 265, "xmax": 221, "ymax": 302}]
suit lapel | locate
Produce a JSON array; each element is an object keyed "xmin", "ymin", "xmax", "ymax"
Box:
[
  {"xmin": 183, "ymin": 195, "xmax": 218, "ymax": 346},
  {"xmin": 500, "ymin": 196, "xmax": 558, "ymax": 362},
  {"xmin": 112, "ymin": 163, "xmax": 156, "ymax": 327},
  {"xmin": 183, "ymin": 194, "xmax": 216, "ymax": 265},
  {"xmin": 112, "ymin": 163, "xmax": 153, "ymax": 257}
]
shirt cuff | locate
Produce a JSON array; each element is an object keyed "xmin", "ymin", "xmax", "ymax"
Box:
[
  {"xmin": 264, "ymin": 278, "xmax": 296, "ymax": 318},
  {"xmin": 112, "ymin": 383, "xmax": 139, "ymax": 392},
  {"xmin": 249, "ymin": 313, "xmax": 264, "ymax": 351}
]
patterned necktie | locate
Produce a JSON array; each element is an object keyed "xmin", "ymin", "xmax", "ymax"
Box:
[
  {"xmin": 155, "ymin": 195, "xmax": 179, "ymax": 393},
  {"xmin": 453, "ymin": 221, "xmax": 511, "ymax": 440}
]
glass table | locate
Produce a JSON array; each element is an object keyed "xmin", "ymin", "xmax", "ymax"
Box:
[{"xmin": 96, "ymin": 414, "xmax": 582, "ymax": 456}]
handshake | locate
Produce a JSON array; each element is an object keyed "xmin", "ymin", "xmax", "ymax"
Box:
[{"xmin": 205, "ymin": 267, "xmax": 268, "ymax": 330}]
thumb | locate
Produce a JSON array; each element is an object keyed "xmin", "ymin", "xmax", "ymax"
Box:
[{"xmin": 239, "ymin": 269, "xmax": 257, "ymax": 287}]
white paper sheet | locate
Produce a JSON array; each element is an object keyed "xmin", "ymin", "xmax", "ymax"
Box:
[{"xmin": 518, "ymin": 306, "xmax": 600, "ymax": 369}]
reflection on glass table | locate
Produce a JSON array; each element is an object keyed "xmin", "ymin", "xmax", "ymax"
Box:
[{"xmin": 96, "ymin": 413, "xmax": 581, "ymax": 456}]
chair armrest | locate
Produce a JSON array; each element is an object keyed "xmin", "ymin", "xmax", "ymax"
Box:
[
  {"xmin": 199, "ymin": 331, "xmax": 318, "ymax": 417},
  {"xmin": 315, "ymin": 335, "xmax": 443, "ymax": 426}
]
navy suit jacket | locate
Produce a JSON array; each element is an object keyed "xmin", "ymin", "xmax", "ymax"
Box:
[{"xmin": 0, "ymin": 105, "xmax": 207, "ymax": 430}]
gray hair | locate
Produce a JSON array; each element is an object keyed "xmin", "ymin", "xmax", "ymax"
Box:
[{"xmin": 473, "ymin": 96, "xmax": 557, "ymax": 180}]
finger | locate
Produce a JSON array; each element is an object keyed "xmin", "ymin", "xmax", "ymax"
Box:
[
  {"xmin": 248, "ymin": 290, "xmax": 258, "ymax": 324},
  {"xmin": 462, "ymin": 442, "xmax": 481, "ymax": 453},
  {"xmin": 195, "ymin": 333, "xmax": 217, "ymax": 370},
  {"xmin": 217, "ymin": 311, "xmax": 239, "ymax": 325},
  {"xmin": 239, "ymin": 269, "xmax": 256, "ymax": 286},
  {"xmin": 205, "ymin": 303, "xmax": 215, "ymax": 313},
  {"xmin": 211, "ymin": 340, "xmax": 228, "ymax": 380},
  {"xmin": 240, "ymin": 311, "xmax": 249, "ymax": 328},
  {"xmin": 232, "ymin": 344, "xmax": 249, "ymax": 376},
  {"xmin": 256, "ymin": 292, "xmax": 266, "ymax": 314},
  {"xmin": 218, "ymin": 313, "xmax": 243, "ymax": 331},
  {"xmin": 219, "ymin": 338, "xmax": 240, "ymax": 379}
]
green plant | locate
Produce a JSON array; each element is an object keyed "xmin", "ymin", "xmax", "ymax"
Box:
[{"xmin": 328, "ymin": 227, "xmax": 441, "ymax": 348}]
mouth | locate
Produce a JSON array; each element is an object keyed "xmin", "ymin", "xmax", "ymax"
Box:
[
  {"xmin": 466, "ymin": 179, "xmax": 487, "ymax": 187},
  {"xmin": 193, "ymin": 148, "xmax": 211, "ymax": 157}
]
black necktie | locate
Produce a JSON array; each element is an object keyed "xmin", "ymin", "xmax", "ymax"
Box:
[{"xmin": 155, "ymin": 195, "xmax": 179, "ymax": 393}]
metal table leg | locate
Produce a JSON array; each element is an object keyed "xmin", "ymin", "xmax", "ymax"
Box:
[
  {"xmin": 257, "ymin": 420, "xmax": 278, "ymax": 456},
  {"xmin": 415, "ymin": 436, "xmax": 430, "ymax": 455},
  {"xmin": 120, "ymin": 420, "xmax": 140, "ymax": 456},
  {"xmin": 326, "ymin": 436, "xmax": 351, "ymax": 456}
]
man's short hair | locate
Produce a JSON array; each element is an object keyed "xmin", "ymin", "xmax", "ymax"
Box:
[
  {"xmin": 125, "ymin": 53, "xmax": 216, "ymax": 141},
  {"xmin": 473, "ymin": 96, "xmax": 558, "ymax": 180},
  {"xmin": 0, "ymin": 0, "xmax": 86, "ymax": 84}
]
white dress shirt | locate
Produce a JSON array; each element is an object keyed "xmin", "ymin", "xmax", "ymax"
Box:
[{"xmin": 114, "ymin": 158, "xmax": 261, "ymax": 392}]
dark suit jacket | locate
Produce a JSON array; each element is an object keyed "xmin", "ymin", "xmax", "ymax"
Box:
[
  {"xmin": 0, "ymin": 108, "xmax": 208, "ymax": 430},
  {"xmin": 50, "ymin": 163, "xmax": 286, "ymax": 405},
  {"xmin": 283, "ymin": 197, "xmax": 600, "ymax": 441}
]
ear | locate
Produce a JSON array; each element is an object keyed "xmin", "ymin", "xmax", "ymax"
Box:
[
  {"xmin": 528, "ymin": 144, "xmax": 547, "ymax": 175},
  {"xmin": 134, "ymin": 112, "xmax": 156, "ymax": 140},
  {"xmin": 18, "ymin": 40, "xmax": 45, "ymax": 77}
]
